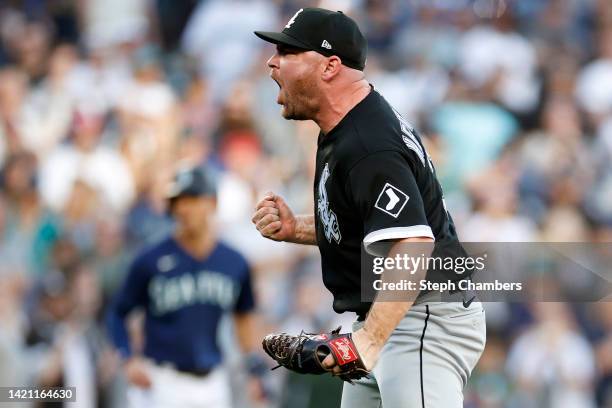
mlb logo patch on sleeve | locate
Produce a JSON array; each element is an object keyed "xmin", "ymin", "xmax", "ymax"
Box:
[{"xmin": 374, "ymin": 183, "xmax": 409, "ymax": 218}]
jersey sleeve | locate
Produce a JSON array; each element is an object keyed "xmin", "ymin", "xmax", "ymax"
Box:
[
  {"xmin": 106, "ymin": 254, "xmax": 150, "ymax": 359},
  {"xmin": 347, "ymin": 150, "xmax": 434, "ymax": 253},
  {"xmin": 234, "ymin": 261, "xmax": 255, "ymax": 314}
]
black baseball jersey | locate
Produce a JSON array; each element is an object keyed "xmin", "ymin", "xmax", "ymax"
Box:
[{"xmin": 313, "ymin": 88, "xmax": 468, "ymax": 315}]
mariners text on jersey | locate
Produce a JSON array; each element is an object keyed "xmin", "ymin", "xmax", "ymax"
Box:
[
  {"xmin": 313, "ymin": 88, "xmax": 469, "ymax": 316},
  {"xmin": 107, "ymin": 238, "xmax": 255, "ymax": 371}
]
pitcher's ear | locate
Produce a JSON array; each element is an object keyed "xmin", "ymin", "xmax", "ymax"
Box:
[{"xmin": 321, "ymin": 56, "xmax": 342, "ymax": 81}]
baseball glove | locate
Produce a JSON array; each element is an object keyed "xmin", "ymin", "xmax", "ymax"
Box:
[{"xmin": 262, "ymin": 327, "xmax": 369, "ymax": 383}]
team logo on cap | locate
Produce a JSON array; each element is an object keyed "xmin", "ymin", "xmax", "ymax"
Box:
[
  {"xmin": 285, "ymin": 8, "xmax": 303, "ymax": 29},
  {"xmin": 168, "ymin": 169, "xmax": 193, "ymax": 197}
]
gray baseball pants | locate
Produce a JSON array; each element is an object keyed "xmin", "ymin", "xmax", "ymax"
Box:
[{"xmin": 341, "ymin": 298, "xmax": 486, "ymax": 408}]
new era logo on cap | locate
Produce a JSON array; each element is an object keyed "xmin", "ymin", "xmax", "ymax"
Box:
[
  {"xmin": 374, "ymin": 183, "xmax": 409, "ymax": 218},
  {"xmin": 321, "ymin": 40, "xmax": 332, "ymax": 49}
]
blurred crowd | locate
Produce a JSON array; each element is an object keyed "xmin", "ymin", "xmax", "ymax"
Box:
[{"xmin": 0, "ymin": 0, "xmax": 611, "ymax": 407}]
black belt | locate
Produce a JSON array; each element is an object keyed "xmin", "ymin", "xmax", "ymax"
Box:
[
  {"xmin": 175, "ymin": 366, "xmax": 212, "ymax": 377},
  {"xmin": 355, "ymin": 279, "xmax": 473, "ymax": 322},
  {"xmin": 156, "ymin": 361, "xmax": 213, "ymax": 377}
]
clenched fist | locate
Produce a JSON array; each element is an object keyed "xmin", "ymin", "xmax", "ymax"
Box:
[{"xmin": 252, "ymin": 192, "xmax": 297, "ymax": 242}]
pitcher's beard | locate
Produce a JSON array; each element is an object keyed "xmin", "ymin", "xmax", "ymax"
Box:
[
  {"xmin": 281, "ymin": 102, "xmax": 313, "ymax": 120},
  {"xmin": 280, "ymin": 92, "xmax": 318, "ymax": 121},
  {"xmin": 278, "ymin": 74, "xmax": 318, "ymax": 121}
]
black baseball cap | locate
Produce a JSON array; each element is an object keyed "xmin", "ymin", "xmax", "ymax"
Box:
[
  {"xmin": 254, "ymin": 8, "xmax": 367, "ymax": 71},
  {"xmin": 166, "ymin": 166, "xmax": 217, "ymax": 203}
]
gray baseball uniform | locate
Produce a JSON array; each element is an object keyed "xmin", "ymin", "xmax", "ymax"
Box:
[{"xmin": 341, "ymin": 297, "xmax": 486, "ymax": 408}]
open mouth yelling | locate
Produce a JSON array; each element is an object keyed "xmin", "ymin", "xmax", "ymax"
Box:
[{"xmin": 271, "ymin": 75, "xmax": 283, "ymax": 105}]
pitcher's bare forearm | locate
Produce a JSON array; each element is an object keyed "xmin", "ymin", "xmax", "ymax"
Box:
[
  {"xmin": 291, "ymin": 215, "xmax": 317, "ymax": 245},
  {"xmin": 322, "ymin": 236, "xmax": 433, "ymax": 373},
  {"xmin": 356, "ymin": 237, "xmax": 433, "ymax": 365}
]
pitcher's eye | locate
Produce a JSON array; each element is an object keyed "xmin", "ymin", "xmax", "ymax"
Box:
[{"xmin": 277, "ymin": 45, "xmax": 303, "ymax": 56}]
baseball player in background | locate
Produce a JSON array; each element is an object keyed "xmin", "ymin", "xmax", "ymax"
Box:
[
  {"xmin": 252, "ymin": 8, "xmax": 486, "ymax": 407},
  {"xmin": 108, "ymin": 166, "xmax": 265, "ymax": 408}
]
